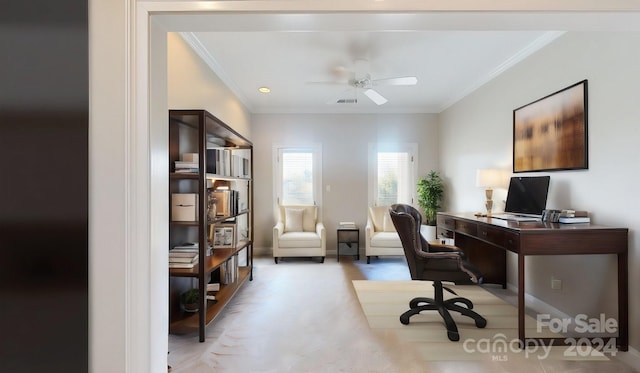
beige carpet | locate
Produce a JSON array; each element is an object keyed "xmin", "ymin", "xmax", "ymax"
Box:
[
  {"xmin": 168, "ymin": 258, "xmax": 633, "ymax": 372},
  {"xmin": 353, "ymin": 280, "xmax": 608, "ymax": 363}
]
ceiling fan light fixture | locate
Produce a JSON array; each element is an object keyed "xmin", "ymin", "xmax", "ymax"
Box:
[{"xmin": 364, "ymin": 89, "xmax": 388, "ymax": 105}]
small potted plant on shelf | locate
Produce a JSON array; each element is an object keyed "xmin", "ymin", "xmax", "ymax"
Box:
[
  {"xmin": 417, "ymin": 170, "xmax": 444, "ymax": 239},
  {"xmin": 180, "ymin": 288, "xmax": 200, "ymax": 312}
]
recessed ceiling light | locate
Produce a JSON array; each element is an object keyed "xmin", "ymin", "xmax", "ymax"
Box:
[{"xmin": 258, "ymin": 87, "xmax": 271, "ymax": 93}]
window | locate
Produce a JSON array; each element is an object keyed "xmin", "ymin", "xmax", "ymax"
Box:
[
  {"xmin": 274, "ymin": 144, "xmax": 322, "ymax": 206},
  {"xmin": 369, "ymin": 143, "xmax": 417, "ymax": 206}
]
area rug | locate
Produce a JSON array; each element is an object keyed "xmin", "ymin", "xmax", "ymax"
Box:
[{"xmin": 352, "ymin": 280, "xmax": 608, "ymax": 363}]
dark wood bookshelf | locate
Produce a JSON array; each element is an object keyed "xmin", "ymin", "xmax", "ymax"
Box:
[{"xmin": 168, "ymin": 109, "xmax": 253, "ymax": 342}]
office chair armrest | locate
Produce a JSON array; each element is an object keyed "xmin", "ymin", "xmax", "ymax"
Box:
[
  {"xmin": 421, "ymin": 239, "xmax": 467, "ymax": 258},
  {"xmin": 429, "ymin": 243, "xmax": 467, "ymax": 259},
  {"xmin": 429, "ymin": 242, "xmax": 465, "ymax": 254},
  {"xmin": 415, "ymin": 250, "xmax": 462, "ymax": 261},
  {"xmin": 416, "ymin": 250, "xmax": 482, "ymax": 284}
]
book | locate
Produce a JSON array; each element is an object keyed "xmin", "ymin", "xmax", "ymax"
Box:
[
  {"xmin": 559, "ymin": 209, "xmax": 589, "ymax": 218},
  {"xmin": 175, "ymin": 161, "xmax": 198, "ymax": 168},
  {"xmin": 169, "ymin": 251, "xmax": 198, "ymax": 263},
  {"xmin": 558, "ymin": 217, "xmax": 591, "ymax": 224},
  {"xmin": 168, "ymin": 261, "xmax": 198, "ymax": 269},
  {"xmin": 171, "ymin": 243, "xmax": 199, "ymax": 253},
  {"xmin": 169, "ymin": 256, "xmax": 198, "ymax": 264},
  {"xmin": 339, "ymin": 222, "xmax": 357, "ymax": 229}
]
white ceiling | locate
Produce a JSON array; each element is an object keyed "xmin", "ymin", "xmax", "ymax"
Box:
[{"xmin": 158, "ymin": 11, "xmax": 640, "ymax": 114}]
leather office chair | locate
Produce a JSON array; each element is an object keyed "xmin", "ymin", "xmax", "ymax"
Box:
[{"xmin": 389, "ymin": 204, "xmax": 487, "ymax": 341}]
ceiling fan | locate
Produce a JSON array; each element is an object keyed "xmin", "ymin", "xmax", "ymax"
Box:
[{"xmin": 309, "ymin": 59, "xmax": 418, "ymax": 106}]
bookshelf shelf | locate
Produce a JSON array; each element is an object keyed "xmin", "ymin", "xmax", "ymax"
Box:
[
  {"xmin": 168, "ymin": 240, "xmax": 252, "ymax": 278},
  {"xmin": 168, "ymin": 109, "xmax": 253, "ymax": 342},
  {"xmin": 169, "ymin": 267, "xmax": 251, "ymax": 335}
]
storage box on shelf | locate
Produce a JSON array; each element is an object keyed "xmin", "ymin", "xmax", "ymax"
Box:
[{"xmin": 168, "ymin": 109, "xmax": 253, "ymax": 342}]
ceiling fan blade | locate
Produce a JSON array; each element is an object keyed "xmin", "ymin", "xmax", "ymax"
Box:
[
  {"xmin": 363, "ymin": 89, "xmax": 388, "ymax": 105},
  {"xmin": 372, "ymin": 76, "xmax": 418, "ymax": 86}
]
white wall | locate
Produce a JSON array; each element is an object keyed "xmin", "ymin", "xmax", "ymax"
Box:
[
  {"xmin": 167, "ymin": 33, "xmax": 252, "ymax": 139},
  {"xmin": 251, "ymin": 113, "xmax": 439, "ymax": 253},
  {"xmin": 439, "ymin": 31, "xmax": 640, "ymax": 350},
  {"xmin": 89, "ymin": 0, "xmax": 128, "ymax": 371}
]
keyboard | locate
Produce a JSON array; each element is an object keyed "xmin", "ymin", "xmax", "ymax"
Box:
[{"xmin": 491, "ymin": 214, "xmax": 540, "ymax": 222}]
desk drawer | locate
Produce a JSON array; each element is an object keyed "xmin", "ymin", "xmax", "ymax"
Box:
[
  {"xmin": 477, "ymin": 225, "xmax": 505, "ymax": 247},
  {"xmin": 456, "ymin": 220, "xmax": 477, "ymax": 236},
  {"xmin": 504, "ymin": 231, "xmax": 519, "ymax": 252},
  {"xmin": 437, "ymin": 215, "xmax": 456, "ymax": 231}
]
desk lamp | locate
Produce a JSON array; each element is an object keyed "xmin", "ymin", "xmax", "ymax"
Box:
[{"xmin": 475, "ymin": 169, "xmax": 505, "ymax": 217}]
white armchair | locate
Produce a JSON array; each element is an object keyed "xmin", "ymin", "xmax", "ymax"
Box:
[
  {"xmin": 365, "ymin": 206, "xmax": 404, "ymax": 263},
  {"xmin": 273, "ymin": 205, "xmax": 326, "ymax": 263}
]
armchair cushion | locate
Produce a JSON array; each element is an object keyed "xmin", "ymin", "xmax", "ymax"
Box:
[
  {"xmin": 369, "ymin": 206, "xmax": 397, "ymax": 232},
  {"xmin": 278, "ymin": 205, "xmax": 317, "ymax": 232},
  {"xmin": 276, "ymin": 231, "xmax": 322, "ymax": 248},
  {"xmin": 370, "ymin": 231, "xmax": 403, "ymax": 247},
  {"xmin": 382, "ymin": 211, "xmax": 396, "ymax": 232},
  {"xmin": 284, "ymin": 208, "xmax": 304, "ymax": 232}
]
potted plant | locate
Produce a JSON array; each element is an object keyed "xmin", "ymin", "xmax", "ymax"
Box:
[
  {"xmin": 180, "ymin": 288, "xmax": 200, "ymax": 312},
  {"xmin": 417, "ymin": 170, "xmax": 444, "ymax": 239}
]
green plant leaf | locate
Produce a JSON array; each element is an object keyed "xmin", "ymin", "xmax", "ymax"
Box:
[{"xmin": 416, "ymin": 170, "xmax": 444, "ymax": 226}]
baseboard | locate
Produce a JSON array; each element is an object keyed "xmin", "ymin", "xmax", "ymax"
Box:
[
  {"xmin": 506, "ymin": 283, "xmax": 573, "ymax": 321},
  {"xmin": 614, "ymin": 346, "xmax": 640, "ymax": 371},
  {"xmin": 254, "ymin": 246, "xmax": 271, "ymax": 257}
]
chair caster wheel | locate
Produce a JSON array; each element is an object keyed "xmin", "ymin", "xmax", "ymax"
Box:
[
  {"xmin": 399, "ymin": 315, "xmax": 410, "ymax": 325},
  {"xmin": 447, "ymin": 330, "xmax": 460, "ymax": 341},
  {"xmin": 476, "ymin": 317, "xmax": 487, "ymax": 328}
]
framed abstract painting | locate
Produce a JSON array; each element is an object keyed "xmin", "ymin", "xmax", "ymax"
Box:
[{"xmin": 513, "ymin": 80, "xmax": 588, "ymax": 172}]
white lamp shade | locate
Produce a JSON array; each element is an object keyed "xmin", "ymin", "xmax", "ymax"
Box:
[{"xmin": 476, "ymin": 169, "xmax": 508, "ymax": 188}]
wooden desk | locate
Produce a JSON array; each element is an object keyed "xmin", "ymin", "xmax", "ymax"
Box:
[{"xmin": 437, "ymin": 212, "xmax": 628, "ymax": 351}]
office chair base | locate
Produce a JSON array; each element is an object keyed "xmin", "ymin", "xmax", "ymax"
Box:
[{"xmin": 399, "ymin": 281, "xmax": 487, "ymax": 342}]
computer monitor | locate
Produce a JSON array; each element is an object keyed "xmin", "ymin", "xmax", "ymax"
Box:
[{"xmin": 504, "ymin": 176, "xmax": 550, "ymax": 217}]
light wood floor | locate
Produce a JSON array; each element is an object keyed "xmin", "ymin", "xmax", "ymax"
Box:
[{"xmin": 168, "ymin": 255, "xmax": 637, "ymax": 372}]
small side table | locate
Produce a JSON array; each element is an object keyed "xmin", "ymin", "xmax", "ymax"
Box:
[{"xmin": 337, "ymin": 224, "xmax": 359, "ymax": 262}]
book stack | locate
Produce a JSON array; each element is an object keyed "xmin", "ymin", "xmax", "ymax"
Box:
[
  {"xmin": 206, "ymin": 283, "xmax": 220, "ymax": 302},
  {"xmin": 339, "ymin": 221, "xmax": 357, "ymax": 229},
  {"xmin": 231, "ymin": 153, "xmax": 250, "ymax": 177},
  {"xmin": 205, "ymin": 148, "xmax": 230, "ymax": 176},
  {"xmin": 558, "ymin": 210, "xmax": 590, "ymax": 224},
  {"xmin": 212, "ymin": 188, "xmax": 240, "ymax": 217},
  {"xmin": 174, "ymin": 153, "xmax": 199, "ymax": 173},
  {"xmin": 169, "ymin": 247, "xmax": 198, "ymax": 269},
  {"xmin": 174, "ymin": 160, "xmax": 198, "ymax": 173},
  {"xmin": 219, "ymin": 255, "xmax": 238, "ymax": 284},
  {"xmin": 206, "ymin": 148, "xmax": 250, "ymax": 177}
]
